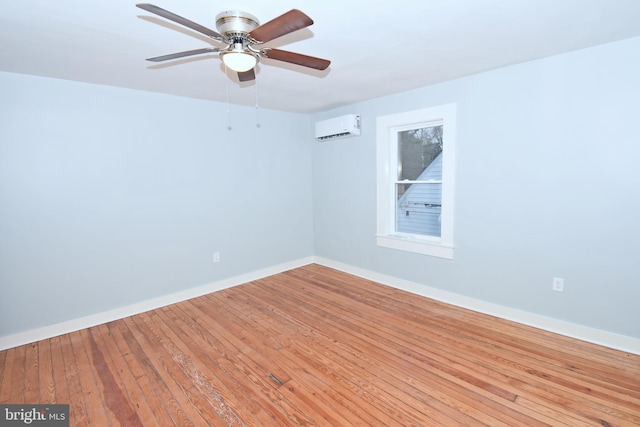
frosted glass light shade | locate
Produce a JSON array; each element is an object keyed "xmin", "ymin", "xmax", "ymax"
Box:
[{"xmin": 222, "ymin": 52, "xmax": 257, "ymax": 72}]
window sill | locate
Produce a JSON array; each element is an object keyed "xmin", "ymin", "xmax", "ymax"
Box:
[{"xmin": 376, "ymin": 234, "xmax": 454, "ymax": 259}]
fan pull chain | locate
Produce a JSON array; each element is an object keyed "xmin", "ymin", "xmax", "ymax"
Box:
[
  {"xmin": 255, "ymin": 76, "xmax": 261, "ymax": 128},
  {"xmin": 223, "ymin": 63, "xmax": 232, "ymax": 130}
]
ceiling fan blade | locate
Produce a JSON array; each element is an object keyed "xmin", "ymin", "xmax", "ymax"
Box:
[
  {"xmin": 238, "ymin": 69, "xmax": 256, "ymax": 82},
  {"xmin": 146, "ymin": 47, "xmax": 220, "ymax": 62},
  {"xmin": 136, "ymin": 3, "xmax": 223, "ymax": 40},
  {"xmin": 249, "ymin": 9, "xmax": 313, "ymax": 43},
  {"xmin": 263, "ymin": 48, "xmax": 330, "ymax": 70}
]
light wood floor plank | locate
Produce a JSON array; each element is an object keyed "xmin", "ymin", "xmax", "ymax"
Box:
[
  {"xmin": 10, "ymin": 345, "xmax": 26, "ymax": 403},
  {"xmin": 0, "ymin": 347, "xmax": 16, "ymax": 403},
  {"xmin": 287, "ymin": 266, "xmax": 640, "ymax": 425},
  {"xmin": 300, "ymin": 268, "xmax": 637, "ymax": 423},
  {"xmin": 212, "ymin": 287, "xmax": 417, "ymax": 426},
  {"xmin": 108, "ymin": 319, "xmax": 186, "ymax": 426},
  {"xmin": 36, "ymin": 339, "xmax": 54, "ymax": 404},
  {"xmin": 255, "ymin": 275, "xmax": 547, "ymax": 427},
  {"xmin": 0, "ymin": 348, "xmax": 6, "ymax": 383},
  {"xmin": 73, "ymin": 329, "xmax": 119, "ymax": 426},
  {"xmin": 254, "ymin": 277, "xmax": 529, "ymax": 426},
  {"xmin": 49, "ymin": 336, "xmax": 70, "ymax": 406},
  {"xmin": 148, "ymin": 308, "xmax": 247, "ymax": 427},
  {"xmin": 124, "ymin": 313, "xmax": 201, "ymax": 427},
  {"xmin": 23, "ymin": 342, "xmax": 39, "ymax": 404},
  {"xmin": 1, "ymin": 264, "xmax": 638, "ymax": 426},
  {"xmin": 89, "ymin": 324, "xmax": 147, "ymax": 426},
  {"xmin": 164, "ymin": 302, "xmax": 296, "ymax": 425},
  {"xmin": 186, "ymin": 296, "xmax": 329, "ymax": 426},
  {"xmin": 59, "ymin": 333, "xmax": 91, "ymax": 426}
]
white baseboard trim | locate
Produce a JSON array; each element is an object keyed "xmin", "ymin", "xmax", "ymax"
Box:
[
  {"xmin": 0, "ymin": 257, "xmax": 315, "ymax": 351},
  {"xmin": 313, "ymin": 256, "xmax": 640, "ymax": 355},
  {"xmin": 4, "ymin": 256, "xmax": 638, "ymax": 355}
]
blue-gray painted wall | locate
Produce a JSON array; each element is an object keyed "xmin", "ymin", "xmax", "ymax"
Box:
[
  {"xmin": 312, "ymin": 36, "xmax": 640, "ymax": 338},
  {"xmin": 1, "ymin": 36, "xmax": 639, "ymax": 341},
  {"xmin": 0, "ymin": 73, "xmax": 313, "ymax": 336}
]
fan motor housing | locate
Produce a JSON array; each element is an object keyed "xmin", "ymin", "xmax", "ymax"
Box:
[{"xmin": 215, "ymin": 10, "xmax": 259, "ymax": 36}]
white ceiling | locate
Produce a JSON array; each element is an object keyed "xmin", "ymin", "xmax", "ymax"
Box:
[{"xmin": 2, "ymin": 0, "xmax": 640, "ymax": 113}]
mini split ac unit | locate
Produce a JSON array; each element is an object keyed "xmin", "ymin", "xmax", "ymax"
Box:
[{"xmin": 314, "ymin": 114, "xmax": 361, "ymax": 141}]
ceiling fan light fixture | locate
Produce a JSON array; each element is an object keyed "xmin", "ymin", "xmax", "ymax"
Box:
[
  {"xmin": 221, "ymin": 51, "xmax": 257, "ymax": 72},
  {"xmin": 137, "ymin": 4, "xmax": 330, "ymax": 81}
]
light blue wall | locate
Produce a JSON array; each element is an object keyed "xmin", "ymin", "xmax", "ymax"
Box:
[
  {"xmin": 0, "ymin": 72, "xmax": 314, "ymax": 336},
  {"xmin": 311, "ymin": 37, "xmax": 640, "ymax": 338},
  {"xmin": 2, "ymin": 36, "xmax": 639, "ymax": 342}
]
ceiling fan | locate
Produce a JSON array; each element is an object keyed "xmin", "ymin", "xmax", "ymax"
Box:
[{"xmin": 136, "ymin": 3, "xmax": 331, "ymax": 82}]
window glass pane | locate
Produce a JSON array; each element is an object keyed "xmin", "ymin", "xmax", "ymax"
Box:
[
  {"xmin": 398, "ymin": 125, "xmax": 443, "ymax": 181},
  {"xmin": 396, "ymin": 125, "xmax": 444, "ymax": 237},
  {"xmin": 376, "ymin": 103, "xmax": 455, "ymax": 258},
  {"xmin": 396, "ymin": 183, "xmax": 442, "ymax": 237}
]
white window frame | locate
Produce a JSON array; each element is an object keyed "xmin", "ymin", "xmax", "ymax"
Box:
[{"xmin": 376, "ymin": 103, "xmax": 456, "ymax": 259}]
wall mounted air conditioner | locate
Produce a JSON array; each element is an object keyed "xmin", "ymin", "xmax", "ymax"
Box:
[{"xmin": 314, "ymin": 114, "xmax": 361, "ymax": 141}]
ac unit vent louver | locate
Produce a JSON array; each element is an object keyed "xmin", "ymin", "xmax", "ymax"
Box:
[{"xmin": 315, "ymin": 114, "xmax": 361, "ymax": 141}]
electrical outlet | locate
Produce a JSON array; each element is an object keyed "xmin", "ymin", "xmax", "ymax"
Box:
[
  {"xmin": 552, "ymin": 277, "xmax": 564, "ymax": 292},
  {"xmin": 213, "ymin": 252, "xmax": 220, "ymax": 263}
]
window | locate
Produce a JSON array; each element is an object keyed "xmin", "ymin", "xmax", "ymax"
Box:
[{"xmin": 376, "ymin": 104, "xmax": 456, "ymax": 259}]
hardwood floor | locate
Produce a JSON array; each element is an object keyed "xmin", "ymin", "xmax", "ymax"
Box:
[{"xmin": 1, "ymin": 264, "xmax": 639, "ymax": 426}]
